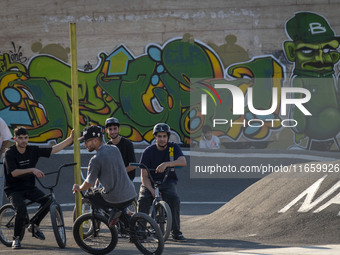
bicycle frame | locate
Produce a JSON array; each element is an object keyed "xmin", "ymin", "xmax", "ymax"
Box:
[
  {"xmin": 29, "ymin": 162, "xmax": 77, "ymax": 235},
  {"xmin": 0, "ymin": 162, "xmax": 77, "ymax": 248},
  {"xmin": 130, "ymin": 163, "xmax": 173, "ymax": 241}
]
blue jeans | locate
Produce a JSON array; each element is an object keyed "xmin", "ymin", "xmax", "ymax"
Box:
[{"xmin": 137, "ymin": 181, "xmax": 182, "ymax": 236}]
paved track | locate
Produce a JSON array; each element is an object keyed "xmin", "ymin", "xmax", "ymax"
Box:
[{"xmin": 1, "ymin": 147, "xmax": 340, "ymax": 254}]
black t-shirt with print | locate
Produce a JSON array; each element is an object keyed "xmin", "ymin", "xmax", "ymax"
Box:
[{"xmin": 4, "ymin": 144, "xmax": 52, "ymax": 193}]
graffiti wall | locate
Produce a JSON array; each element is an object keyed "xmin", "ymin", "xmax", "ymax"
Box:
[{"xmin": 0, "ymin": 8, "xmax": 340, "ymax": 150}]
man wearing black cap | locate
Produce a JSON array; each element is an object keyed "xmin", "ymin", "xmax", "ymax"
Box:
[
  {"xmin": 105, "ymin": 117, "xmax": 136, "ymax": 181},
  {"xmin": 73, "ymin": 125, "xmax": 137, "ymax": 228}
]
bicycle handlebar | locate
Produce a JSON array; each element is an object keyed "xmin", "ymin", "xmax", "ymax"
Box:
[
  {"xmin": 36, "ymin": 162, "xmax": 77, "ymax": 190},
  {"xmin": 130, "ymin": 162, "xmax": 171, "ymax": 185}
]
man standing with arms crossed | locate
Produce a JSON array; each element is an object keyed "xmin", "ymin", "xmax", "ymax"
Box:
[
  {"xmin": 105, "ymin": 117, "xmax": 136, "ymax": 181},
  {"xmin": 137, "ymin": 123, "xmax": 187, "ymax": 242},
  {"xmin": 4, "ymin": 127, "xmax": 74, "ymax": 249}
]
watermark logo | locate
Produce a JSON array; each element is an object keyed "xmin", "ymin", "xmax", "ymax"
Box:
[{"xmin": 202, "ymin": 84, "xmax": 311, "ymax": 117}]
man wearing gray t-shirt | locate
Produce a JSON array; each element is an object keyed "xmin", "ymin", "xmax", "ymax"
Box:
[{"xmin": 72, "ymin": 125, "xmax": 136, "ymax": 227}]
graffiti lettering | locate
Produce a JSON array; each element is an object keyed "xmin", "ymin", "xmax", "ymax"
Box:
[
  {"xmin": 84, "ymin": 61, "xmax": 93, "ymax": 71},
  {"xmin": 9, "ymin": 42, "xmax": 27, "ymax": 64},
  {"xmin": 309, "ymin": 22, "xmax": 327, "ymax": 34},
  {"xmin": 0, "ymin": 53, "xmax": 27, "ymax": 73}
]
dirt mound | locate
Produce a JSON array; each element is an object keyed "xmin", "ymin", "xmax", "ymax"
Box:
[{"xmin": 183, "ymin": 160, "xmax": 340, "ymax": 245}]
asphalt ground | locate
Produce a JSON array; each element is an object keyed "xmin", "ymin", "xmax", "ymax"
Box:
[{"xmin": 0, "ymin": 207, "xmax": 339, "ymax": 255}]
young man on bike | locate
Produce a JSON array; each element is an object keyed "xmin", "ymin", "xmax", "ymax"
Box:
[
  {"xmin": 72, "ymin": 125, "xmax": 137, "ymax": 228},
  {"xmin": 4, "ymin": 127, "xmax": 74, "ymax": 249},
  {"xmin": 105, "ymin": 117, "xmax": 137, "ymax": 181},
  {"xmin": 137, "ymin": 123, "xmax": 187, "ymax": 242}
]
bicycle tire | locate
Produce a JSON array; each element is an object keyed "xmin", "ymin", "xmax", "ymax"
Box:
[
  {"xmin": 50, "ymin": 203, "xmax": 66, "ymax": 248},
  {"xmin": 0, "ymin": 204, "xmax": 25, "ymax": 247},
  {"xmin": 73, "ymin": 212, "xmax": 118, "ymax": 255},
  {"xmin": 130, "ymin": 212, "xmax": 164, "ymax": 255},
  {"xmin": 153, "ymin": 200, "xmax": 172, "ymax": 242}
]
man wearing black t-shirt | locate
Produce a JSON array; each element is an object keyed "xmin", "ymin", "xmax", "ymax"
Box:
[
  {"xmin": 105, "ymin": 117, "xmax": 136, "ymax": 181},
  {"xmin": 4, "ymin": 127, "xmax": 74, "ymax": 249}
]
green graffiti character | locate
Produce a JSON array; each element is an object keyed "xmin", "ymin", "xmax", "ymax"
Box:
[{"xmin": 284, "ymin": 12, "xmax": 340, "ymax": 150}]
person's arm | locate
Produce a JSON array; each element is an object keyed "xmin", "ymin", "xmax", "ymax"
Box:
[
  {"xmin": 72, "ymin": 181, "xmax": 92, "ymax": 193},
  {"xmin": 199, "ymin": 138, "xmax": 205, "ymax": 148},
  {"xmin": 214, "ymin": 136, "xmax": 220, "ymax": 149},
  {"xmin": 11, "ymin": 168, "xmax": 45, "ymax": 178},
  {"xmin": 126, "ymin": 164, "xmax": 136, "ymax": 173},
  {"xmin": 141, "ymin": 168, "xmax": 155, "ymax": 197},
  {"xmin": 126, "ymin": 140, "xmax": 136, "ymax": 173},
  {"xmin": 155, "ymin": 155, "xmax": 187, "ymax": 173},
  {"xmin": 51, "ymin": 129, "xmax": 74, "ymax": 154},
  {"xmin": 0, "ymin": 140, "xmax": 9, "ymax": 158}
]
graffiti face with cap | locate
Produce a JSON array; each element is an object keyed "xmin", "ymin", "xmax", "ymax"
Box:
[
  {"xmin": 288, "ymin": 39, "xmax": 340, "ymax": 73},
  {"xmin": 284, "ymin": 12, "xmax": 340, "ymax": 74}
]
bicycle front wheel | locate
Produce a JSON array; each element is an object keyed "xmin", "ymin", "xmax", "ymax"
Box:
[
  {"xmin": 50, "ymin": 203, "xmax": 66, "ymax": 248},
  {"xmin": 130, "ymin": 212, "xmax": 164, "ymax": 255},
  {"xmin": 152, "ymin": 201, "xmax": 172, "ymax": 241},
  {"xmin": 0, "ymin": 204, "xmax": 25, "ymax": 247},
  {"xmin": 73, "ymin": 212, "xmax": 118, "ymax": 255}
]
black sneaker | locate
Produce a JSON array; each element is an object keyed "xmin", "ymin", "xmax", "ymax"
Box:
[
  {"xmin": 108, "ymin": 209, "xmax": 122, "ymax": 228},
  {"xmin": 28, "ymin": 224, "xmax": 45, "ymax": 240},
  {"xmin": 172, "ymin": 234, "xmax": 187, "ymax": 242},
  {"xmin": 12, "ymin": 237, "xmax": 21, "ymax": 249}
]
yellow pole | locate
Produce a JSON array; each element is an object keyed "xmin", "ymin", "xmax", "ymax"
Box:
[{"xmin": 70, "ymin": 23, "xmax": 82, "ymax": 219}]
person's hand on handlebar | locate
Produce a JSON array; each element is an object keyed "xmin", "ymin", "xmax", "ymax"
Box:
[
  {"xmin": 72, "ymin": 184, "xmax": 81, "ymax": 193},
  {"xmin": 33, "ymin": 168, "xmax": 45, "ymax": 178},
  {"xmin": 155, "ymin": 162, "xmax": 170, "ymax": 173}
]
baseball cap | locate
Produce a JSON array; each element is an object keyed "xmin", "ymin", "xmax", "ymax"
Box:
[
  {"xmin": 78, "ymin": 125, "xmax": 103, "ymax": 142},
  {"xmin": 286, "ymin": 12, "xmax": 340, "ymax": 43},
  {"xmin": 105, "ymin": 117, "xmax": 119, "ymax": 127}
]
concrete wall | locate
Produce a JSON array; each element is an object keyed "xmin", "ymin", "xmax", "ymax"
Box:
[
  {"xmin": 1, "ymin": 0, "xmax": 340, "ymax": 149},
  {"xmin": 2, "ymin": 0, "xmax": 339, "ymax": 65}
]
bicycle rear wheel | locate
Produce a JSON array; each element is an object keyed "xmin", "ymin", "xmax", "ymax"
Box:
[
  {"xmin": 152, "ymin": 201, "xmax": 172, "ymax": 241},
  {"xmin": 130, "ymin": 212, "xmax": 164, "ymax": 255},
  {"xmin": 73, "ymin": 212, "xmax": 118, "ymax": 255},
  {"xmin": 50, "ymin": 203, "xmax": 66, "ymax": 248},
  {"xmin": 0, "ymin": 204, "xmax": 25, "ymax": 247}
]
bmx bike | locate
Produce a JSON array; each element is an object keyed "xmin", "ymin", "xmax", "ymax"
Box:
[
  {"xmin": 73, "ymin": 191, "xmax": 164, "ymax": 255},
  {"xmin": 131, "ymin": 163, "xmax": 173, "ymax": 241},
  {"xmin": 0, "ymin": 162, "xmax": 77, "ymax": 248},
  {"xmin": 72, "ymin": 166, "xmax": 137, "ymax": 221}
]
